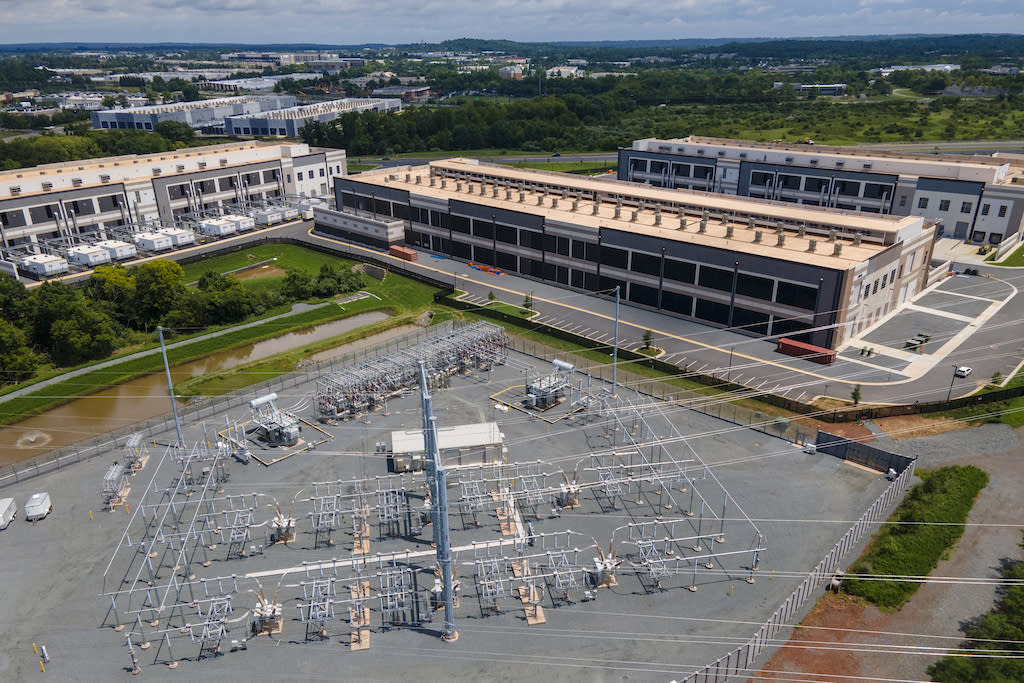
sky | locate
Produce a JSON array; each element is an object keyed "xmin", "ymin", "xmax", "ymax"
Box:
[{"xmin": 1, "ymin": 0, "xmax": 1022, "ymax": 45}]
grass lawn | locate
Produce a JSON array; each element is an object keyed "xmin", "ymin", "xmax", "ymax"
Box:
[
  {"xmin": 503, "ymin": 160, "xmax": 617, "ymax": 175},
  {"xmin": 995, "ymin": 243, "xmax": 1024, "ymax": 267},
  {"xmin": 179, "ymin": 243, "xmax": 353, "ymax": 283},
  {"xmin": 347, "ymin": 163, "xmax": 380, "ymax": 173}
]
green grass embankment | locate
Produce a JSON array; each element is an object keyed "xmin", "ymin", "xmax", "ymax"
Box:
[
  {"xmin": 844, "ymin": 465, "xmax": 989, "ymax": 609},
  {"xmin": 0, "ymin": 302, "xmax": 387, "ymax": 427}
]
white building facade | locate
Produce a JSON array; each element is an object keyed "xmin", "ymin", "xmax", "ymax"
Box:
[{"xmin": 0, "ymin": 141, "xmax": 346, "ymax": 250}]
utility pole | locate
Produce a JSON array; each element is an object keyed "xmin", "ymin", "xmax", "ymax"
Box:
[
  {"xmin": 612, "ymin": 286, "xmax": 620, "ymax": 395},
  {"xmin": 158, "ymin": 326, "xmax": 185, "ymax": 449},
  {"xmin": 418, "ymin": 361, "xmax": 458, "ymax": 642}
]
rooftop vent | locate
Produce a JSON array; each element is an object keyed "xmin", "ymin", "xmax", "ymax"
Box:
[
  {"xmin": 72, "ymin": 178, "xmax": 83, "ymax": 187},
  {"xmin": 41, "ymin": 182, "xmax": 53, "ymax": 191},
  {"xmin": 808, "ymin": 239, "xmax": 817, "ymax": 252},
  {"xmin": 754, "ymin": 230, "xmax": 763, "ymax": 243},
  {"xmin": 833, "ymin": 243, "xmax": 843, "ymax": 256}
]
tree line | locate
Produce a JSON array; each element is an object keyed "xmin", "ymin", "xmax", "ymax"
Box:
[
  {"xmin": 0, "ymin": 260, "xmax": 362, "ymax": 385},
  {"xmin": 0, "ymin": 120, "xmax": 204, "ymax": 171}
]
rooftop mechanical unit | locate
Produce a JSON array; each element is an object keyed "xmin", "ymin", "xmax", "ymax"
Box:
[{"xmin": 249, "ymin": 392, "xmax": 301, "ymax": 447}]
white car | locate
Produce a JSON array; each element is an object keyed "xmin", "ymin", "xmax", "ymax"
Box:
[
  {"xmin": 954, "ymin": 366, "xmax": 973, "ymax": 378},
  {"xmin": 24, "ymin": 492, "xmax": 51, "ymax": 521}
]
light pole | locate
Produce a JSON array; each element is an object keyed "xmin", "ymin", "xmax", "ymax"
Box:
[{"xmin": 946, "ymin": 365, "xmax": 959, "ymax": 403}]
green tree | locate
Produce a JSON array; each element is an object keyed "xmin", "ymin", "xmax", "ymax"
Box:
[
  {"xmin": 0, "ymin": 318, "xmax": 39, "ymax": 385},
  {"xmin": 101, "ymin": 95, "xmax": 117, "ymax": 108},
  {"xmin": 643, "ymin": 329, "xmax": 653, "ymax": 349},
  {"xmin": 523, "ymin": 292, "xmax": 533, "ymax": 310},
  {"xmin": 153, "ymin": 120, "xmax": 196, "ymax": 145},
  {"xmin": 851, "ymin": 384, "xmax": 862, "ymax": 406},
  {"xmin": 84, "ymin": 264, "xmax": 136, "ymax": 324},
  {"xmin": 281, "ymin": 268, "xmax": 314, "ymax": 300},
  {"xmin": 49, "ymin": 306, "xmax": 118, "ymax": 365},
  {"xmin": 0, "ymin": 273, "xmax": 28, "ymax": 320},
  {"xmin": 132, "ymin": 260, "xmax": 185, "ymax": 328},
  {"xmin": 487, "ymin": 290, "xmax": 496, "ymax": 302}
]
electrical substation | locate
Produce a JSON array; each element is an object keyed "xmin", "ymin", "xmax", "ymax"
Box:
[{"xmin": 0, "ymin": 322, "xmax": 903, "ymax": 682}]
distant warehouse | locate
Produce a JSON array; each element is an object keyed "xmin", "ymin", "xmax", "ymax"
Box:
[
  {"xmin": 90, "ymin": 95, "xmax": 296, "ymax": 132},
  {"xmin": 223, "ymin": 98, "xmax": 402, "ymax": 137},
  {"xmin": 328, "ymin": 159, "xmax": 937, "ymax": 350},
  {"xmin": 619, "ymin": 136, "xmax": 1024, "ymax": 249}
]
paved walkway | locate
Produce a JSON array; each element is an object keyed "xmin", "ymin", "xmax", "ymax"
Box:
[{"xmin": 0, "ymin": 301, "xmax": 328, "ymax": 405}]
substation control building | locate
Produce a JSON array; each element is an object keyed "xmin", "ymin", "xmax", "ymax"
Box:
[
  {"xmin": 329, "ymin": 159, "xmax": 936, "ymax": 349},
  {"xmin": 0, "ymin": 141, "xmax": 346, "ymax": 250},
  {"xmin": 619, "ymin": 136, "xmax": 1024, "ymax": 248}
]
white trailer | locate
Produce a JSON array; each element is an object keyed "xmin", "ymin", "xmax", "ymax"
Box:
[
  {"xmin": 199, "ymin": 218, "xmax": 236, "ymax": 237},
  {"xmin": 157, "ymin": 227, "xmax": 195, "ymax": 247},
  {"xmin": 133, "ymin": 232, "xmax": 173, "ymax": 251},
  {"xmin": 24, "ymin": 492, "xmax": 51, "ymax": 521},
  {"xmin": 67, "ymin": 245, "xmax": 112, "ymax": 267},
  {"xmin": 94, "ymin": 239, "xmax": 137, "ymax": 261},
  {"xmin": 22, "ymin": 254, "xmax": 69, "ymax": 277},
  {"xmin": 280, "ymin": 207, "xmax": 299, "ymax": 221},
  {"xmin": 0, "ymin": 497, "xmax": 15, "ymax": 530}
]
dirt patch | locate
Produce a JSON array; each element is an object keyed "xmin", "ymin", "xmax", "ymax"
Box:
[
  {"xmin": 233, "ymin": 264, "xmax": 286, "ymax": 281},
  {"xmin": 875, "ymin": 414, "xmax": 966, "ymax": 440},
  {"xmin": 805, "ymin": 419, "xmax": 875, "ymax": 442},
  {"xmin": 748, "ymin": 593, "xmax": 879, "ymax": 682},
  {"xmin": 753, "ymin": 439, "xmax": 1024, "ymax": 683}
]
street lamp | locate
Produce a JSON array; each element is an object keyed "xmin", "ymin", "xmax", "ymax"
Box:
[{"xmin": 946, "ymin": 364, "xmax": 959, "ymax": 403}]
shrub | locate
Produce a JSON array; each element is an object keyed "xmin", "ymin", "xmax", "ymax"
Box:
[{"xmin": 844, "ymin": 465, "xmax": 989, "ymax": 609}]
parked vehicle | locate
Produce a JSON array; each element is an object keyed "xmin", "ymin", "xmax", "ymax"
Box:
[
  {"xmin": 24, "ymin": 492, "xmax": 51, "ymax": 521},
  {"xmin": 0, "ymin": 497, "xmax": 16, "ymax": 529}
]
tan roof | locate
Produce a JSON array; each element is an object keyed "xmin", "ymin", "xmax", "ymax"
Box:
[
  {"xmin": 356, "ymin": 159, "xmax": 907, "ymax": 270},
  {"xmin": 0, "ymin": 141, "xmax": 278, "ymax": 187},
  {"xmin": 680, "ymin": 135, "xmax": 1017, "ymax": 171}
]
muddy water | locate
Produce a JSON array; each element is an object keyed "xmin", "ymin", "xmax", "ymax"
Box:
[{"xmin": 0, "ymin": 312, "xmax": 388, "ymax": 464}]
